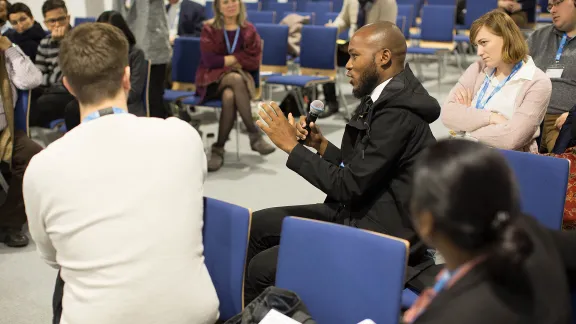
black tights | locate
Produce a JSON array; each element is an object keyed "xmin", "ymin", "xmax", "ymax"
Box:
[{"xmin": 215, "ymin": 72, "xmax": 258, "ymax": 147}]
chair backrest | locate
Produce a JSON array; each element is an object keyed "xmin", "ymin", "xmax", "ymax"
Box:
[
  {"xmin": 14, "ymin": 89, "xmax": 30, "ymax": 136},
  {"xmin": 254, "ymin": 23, "xmax": 289, "ymax": 73},
  {"xmin": 203, "ymin": 197, "xmax": 252, "ymax": 321},
  {"xmin": 464, "ymin": 0, "xmax": 498, "ymax": 29},
  {"xmin": 74, "ymin": 17, "xmax": 96, "ymax": 26},
  {"xmin": 276, "ymin": 217, "xmax": 409, "ymax": 324},
  {"xmin": 305, "ymin": 1, "xmax": 333, "ymax": 14},
  {"xmin": 318, "ymin": 12, "xmax": 348, "ymax": 39},
  {"xmin": 266, "ymin": 2, "xmax": 295, "ymax": 19},
  {"xmin": 142, "ymin": 60, "xmax": 151, "ymax": 117},
  {"xmin": 244, "ymin": 2, "xmax": 260, "ymax": 11},
  {"xmin": 283, "ymin": 11, "xmax": 315, "ymax": 25},
  {"xmin": 299, "ymin": 25, "xmax": 338, "ymax": 76},
  {"xmin": 398, "ymin": 0, "xmax": 423, "ymax": 25},
  {"xmin": 332, "ymin": 0, "xmax": 344, "ymax": 12},
  {"xmin": 205, "ymin": 2, "xmax": 215, "ymax": 19},
  {"xmin": 398, "ymin": 4, "xmax": 414, "ymax": 29},
  {"xmin": 427, "ymin": 0, "xmax": 456, "ymax": 5},
  {"xmin": 539, "ymin": 0, "xmax": 549, "ymax": 13},
  {"xmin": 420, "ymin": 5, "xmax": 456, "ymax": 42},
  {"xmin": 171, "ymin": 37, "xmax": 201, "ymax": 90},
  {"xmin": 396, "ymin": 15, "xmax": 409, "ymax": 38},
  {"xmin": 499, "ymin": 150, "xmax": 569, "ymax": 230},
  {"xmin": 247, "ymin": 10, "xmax": 276, "ymax": 24}
]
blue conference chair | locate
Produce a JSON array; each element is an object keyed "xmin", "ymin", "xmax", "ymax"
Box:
[
  {"xmin": 317, "ymin": 12, "xmax": 349, "ymax": 40},
  {"xmin": 457, "ymin": 0, "xmax": 498, "ymax": 31},
  {"xmin": 247, "ymin": 10, "xmax": 276, "ymax": 24},
  {"xmin": 203, "ymin": 197, "xmax": 252, "ymax": 321},
  {"xmin": 74, "ymin": 17, "xmax": 95, "ymax": 26},
  {"xmin": 205, "ymin": 3, "xmax": 214, "ymax": 19},
  {"xmin": 427, "ymin": 0, "xmax": 456, "ymax": 5},
  {"xmin": 265, "ymin": 25, "xmax": 351, "ymax": 118},
  {"xmin": 398, "ymin": 4, "xmax": 415, "ymax": 33},
  {"xmin": 265, "ymin": 2, "xmax": 295, "ymax": 20},
  {"xmin": 276, "ymin": 217, "xmax": 409, "ymax": 324},
  {"xmin": 244, "ymin": 2, "xmax": 260, "ymax": 11},
  {"xmin": 304, "ymin": 1, "xmax": 332, "ymax": 15},
  {"xmin": 283, "ymin": 11, "xmax": 315, "ymax": 25},
  {"xmin": 398, "ymin": 0, "xmax": 423, "ymax": 26},
  {"xmin": 500, "ymin": 150, "xmax": 569, "ymax": 230},
  {"xmin": 254, "ymin": 23, "xmax": 290, "ymax": 80}
]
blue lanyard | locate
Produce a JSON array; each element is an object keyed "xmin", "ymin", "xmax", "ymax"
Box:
[
  {"xmin": 224, "ymin": 28, "xmax": 240, "ymax": 54},
  {"xmin": 82, "ymin": 107, "xmax": 127, "ymax": 123},
  {"xmin": 475, "ymin": 61, "xmax": 523, "ymax": 109},
  {"xmin": 556, "ymin": 33, "xmax": 569, "ymax": 63}
]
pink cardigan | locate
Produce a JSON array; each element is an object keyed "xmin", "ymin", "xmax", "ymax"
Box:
[{"xmin": 441, "ymin": 58, "xmax": 552, "ymax": 152}]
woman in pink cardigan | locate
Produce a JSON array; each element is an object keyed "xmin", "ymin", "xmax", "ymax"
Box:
[{"xmin": 442, "ymin": 10, "xmax": 551, "ymax": 152}]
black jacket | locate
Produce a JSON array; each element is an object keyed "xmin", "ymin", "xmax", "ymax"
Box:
[
  {"xmin": 413, "ymin": 214, "xmax": 576, "ymax": 324},
  {"xmin": 128, "ymin": 45, "xmax": 147, "ymax": 117},
  {"xmin": 7, "ymin": 22, "xmax": 46, "ymax": 62},
  {"xmin": 166, "ymin": 0, "xmax": 205, "ymax": 37},
  {"xmin": 287, "ymin": 65, "xmax": 440, "ymax": 261}
]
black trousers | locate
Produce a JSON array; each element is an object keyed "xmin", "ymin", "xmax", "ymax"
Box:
[
  {"xmin": 29, "ymin": 87, "xmax": 75, "ymax": 128},
  {"xmin": 321, "ymin": 48, "xmax": 350, "ymax": 110},
  {"xmin": 149, "ymin": 64, "xmax": 169, "ymax": 119},
  {"xmin": 244, "ymin": 203, "xmax": 342, "ymax": 304}
]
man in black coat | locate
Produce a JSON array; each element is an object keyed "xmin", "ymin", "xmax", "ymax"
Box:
[
  {"xmin": 247, "ymin": 21, "xmax": 441, "ymax": 303},
  {"xmin": 166, "ymin": 0, "xmax": 204, "ymax": 43}
]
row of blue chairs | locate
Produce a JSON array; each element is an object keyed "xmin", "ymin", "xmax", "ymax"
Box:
[
  {"xmin": 204, "ymin": 147, "xmax": 570, "ymax": 323},
  {"xmin": 205, "ymin": 0, "xmax": 343, "ymax": 17}
]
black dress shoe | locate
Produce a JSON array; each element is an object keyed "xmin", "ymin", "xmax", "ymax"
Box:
[{"xmin": 0, "ymin": 229, "xmax": 29, "ymax": 247}]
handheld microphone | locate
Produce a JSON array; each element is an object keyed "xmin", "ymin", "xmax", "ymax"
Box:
[{"xmin": 298, "ymin": 100, "xmax": 325, "ymax": 144}]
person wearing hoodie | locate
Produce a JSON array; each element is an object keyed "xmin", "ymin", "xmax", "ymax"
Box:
[
  {"xmin": 245, "ymin": 21, "xmax": 441, "ymax": 303},
  {"xmin": 7, "ymin": 3, "xmax": 46, "ymax": 62}
]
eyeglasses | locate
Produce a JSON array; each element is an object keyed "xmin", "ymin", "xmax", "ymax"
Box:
[
  {"xmin": 547, "ymin": 0, "xmax": 565, "ymax": 11},
  {"xmin": 10, "ymin": 16, "xmax": 29, "ymax": 26},
  {"xmin": 45, "ymin": 15, "xmax": 67, "ymax": 25}
]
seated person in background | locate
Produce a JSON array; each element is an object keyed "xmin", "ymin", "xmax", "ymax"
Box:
[
  {"xmin": 167, "ymin": 0, "xmax": 205, "ymax": 44},
  {"xmin": 0, "ymin": 35, "xmax": 42, "ymax": 248},
  {"xmin": 527, "ymin": 0, "xmax": 576, "ymax": 153},
  {"xmin": 321, "ymin": 0, "xmax": 398, "ymax": 118},
  {"xmin": 7, "ymin": 2, "xmax": 46, "ymax": 62},
  {"xmin": 442, "ymin": 10, "xmax": 551, "ymax": 152},
  {"xmin": 403, "ymin": 139, "xmax": 576, "ymax": 324},
  {"xmin": 197, "ymin": 0, "xmax": 274, "ymax": 172},
  {"xmin": 0, "ymin": 0, "xmax": 13, "ymax": 36},
  {"xmin": 247, "ymin": 22, "xmax": 441, "ymax": 303},
  {"xmin": 24, "ymin": 23, "xmax": 219, "ymax": 324},
  {"xmin": 29, "ymin": 0, "xmax": 74, "ymax": 127},
  {"xmin": 64, "ymin": 10, "xmax": 147, "ymax": 131},
  {"xmin": 498, "ymin": 0, "xmax": 536, "ymax": 28}
]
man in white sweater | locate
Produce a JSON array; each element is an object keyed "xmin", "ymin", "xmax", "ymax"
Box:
[{"xmin": 23, "ymin": 23, "xmax": 219, "ymax": 324}]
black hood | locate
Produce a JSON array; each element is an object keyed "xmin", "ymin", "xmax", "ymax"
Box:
[
  {"xmin": 11, "ymin": 22, "xmax": 46, "ymax": 42},
  {"xmin": 372, "ymin": 64, "xmax": 441, "ymax": 124}
]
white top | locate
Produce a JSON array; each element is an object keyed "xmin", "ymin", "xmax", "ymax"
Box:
[
  {"xmin": 23, "ymin": 114, "xmax": 219, "ymax": 324},
  {"xmin": 459, "ymin": 56, "xmax": 537, "ymax": 141},
  {"xmin": 370, "ymin": 78, "xmax": 392, "ymax": 103},
  {"xmin": 168, "ymin": 0, "xmax": 182, "ymax": 38}
]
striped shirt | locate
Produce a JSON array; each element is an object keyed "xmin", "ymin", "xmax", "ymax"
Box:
[
  {"xmin": 35, "ymin": 34, "xmax": 63, "ymax": 87},
  {"xmin": 0, "ymin": 45, "xmax": 43, "ymax": 131}
]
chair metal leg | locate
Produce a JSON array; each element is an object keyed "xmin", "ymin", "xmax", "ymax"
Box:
[
  {"xmin": 236, "ymin": 113, "xmax": 241, "ymax": 161},
  {"xmin": 437, "ymin": 54, "xmax": 442, "ymax": 94}
]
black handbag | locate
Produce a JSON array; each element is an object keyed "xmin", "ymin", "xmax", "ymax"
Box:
[{"xmin": 224, "ymin": 287, "xmax": 316, "ymax": 324}]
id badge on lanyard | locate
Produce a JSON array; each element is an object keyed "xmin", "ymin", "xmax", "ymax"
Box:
[{"xmin": 546, "ymin": 33, "xmax": 568, "ymax": 79}]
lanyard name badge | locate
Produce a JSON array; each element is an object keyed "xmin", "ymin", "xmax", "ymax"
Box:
[
  {"xmin": 546, "ymin": 33, "xmax": 568, "ymax": 79},
  {"xmin": 475, "ymin": 61, "xmax": 523, "ymax": 109},
  {"xmin": 224, "ymin": 28, "xmax": 240, "ymax": 54},
  {"xmin": 82, "ymin": 107, "xmax": 126, "ymax": 123}
]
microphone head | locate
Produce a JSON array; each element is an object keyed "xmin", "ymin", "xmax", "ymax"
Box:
[{"xmin": 309, "ymin": 100, "xmax": 325, "ymax": 117}]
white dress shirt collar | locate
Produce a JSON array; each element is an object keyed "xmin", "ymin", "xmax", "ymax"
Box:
[{"xmin": 370, "ymin": 78, "xmax": 392, "ymax": 103}]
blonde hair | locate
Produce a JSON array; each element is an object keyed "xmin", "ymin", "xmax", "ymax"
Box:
[
  {"xmin": 212, "ymin": 0, "xmax": 247, "ymax": 29},
  {"xmin": 470, "ymin": 10, "xmax": 528, "ymax": 64}
]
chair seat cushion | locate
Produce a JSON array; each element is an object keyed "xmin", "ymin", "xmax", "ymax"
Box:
[
  {"xmin": 407, "ymin": 47, "xmax": 439, "ymax": 55},
  {"xmin": 454, "ymin": 34, "xmax": 470, "ymax": 42},
  {"xmin": 163, "ymin": 90, "xmax": 196, "ymax": 102},
  {"xmin": 48, "ymin": 119, "xmax": 67, "ymax": 132},
  {"xmin": 265, "ymin": 75, "xmax": 330, "ymax": 87},
  {"xmin": 181, "ymin": 96, "xmax": 223, "ymax": 107},
  {"xmin": 402, "ymin": 288, "xmax": 420, "ymax": 309}
]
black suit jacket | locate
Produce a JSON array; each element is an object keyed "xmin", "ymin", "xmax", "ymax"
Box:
[
  {"xmin": 413, "ymin": 215, "xmax": 576, "ymax": 324},
  {"xmin": 518, "ymin": 0, "xmax": 537, "ymax": 23},
  {"xmin": 166, "ymin": 0, "xmax": 205, "ymax": 37}
]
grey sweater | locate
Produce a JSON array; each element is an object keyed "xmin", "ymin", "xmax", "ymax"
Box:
[
  {"xmin": 528, "ymin": 25, "xmax": 576, "ymax": 115},
  {"xmin": 113, "ymin": 0, "xmax": 171, "ymax": 65}
]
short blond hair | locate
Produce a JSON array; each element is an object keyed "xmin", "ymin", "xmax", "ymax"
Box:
[
  {"xmin": 470, "ymin": 10, "xmax": 528, "ymax": 64},
  {"xmin": 211, "ymin": 0, "xmax": 247, "ymax": 29}
]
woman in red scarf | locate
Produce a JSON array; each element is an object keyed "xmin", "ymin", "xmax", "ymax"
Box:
[{"xmin": 196, "ymin": 0, "xmax": 274, "ymax": 172}]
